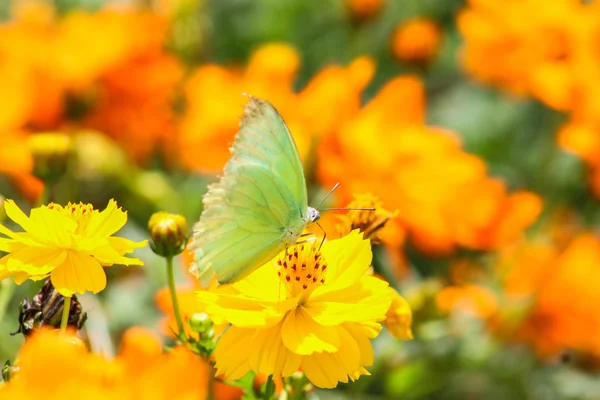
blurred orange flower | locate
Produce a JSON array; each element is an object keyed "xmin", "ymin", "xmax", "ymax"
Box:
[
  {"xmin": 458, "ymin": 0, "xmax": 587, "ymax": 110},
  {"xmin": 318, "ymin": 76, "xmax": 542, "ymax": 254},
  {"xmin": 391, "ymin": 18, "xmax": 442, "ymax": 64},
  {"xmin": 345, "ymin": 0, "xmax": 386, "ymax": 20},
  {"xmin": 177, "ymin": 43, "xmax": 373, "ymax": 172},
  {"xmin": 458, "ymin": 0, "xmax": 600, "ymax": 198},
  {"xmin": 500, "ymin": 234, "xmax": 600, "ymax": 357},
  {"xmin": 437, "ymin": 284, "xmax": 498, "ymax": 319},
  {"xmin": 0, "ymin": 327, "xmax": 208, "ymax": 399},
  {"xmin": 85, "ymin": 52, "xmax": 183, "ymax": 163}
]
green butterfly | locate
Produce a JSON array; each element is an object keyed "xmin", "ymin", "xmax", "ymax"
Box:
[{"xmin": 189, "ymin": 96, "xmax": 321, "ymax": 286}]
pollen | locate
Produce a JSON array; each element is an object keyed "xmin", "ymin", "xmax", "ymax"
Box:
[{"xmin": 276, "ymin": 242, "xmax": 327, "ymax": 299}]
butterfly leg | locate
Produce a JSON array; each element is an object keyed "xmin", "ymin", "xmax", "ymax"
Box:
[
  {"xmin": 316, "ymin": 222, "xmax": 326, "ymax": 251},
  {"xmin": 294, "ymin": 237, "xmax": 318, "ymax": 245}
]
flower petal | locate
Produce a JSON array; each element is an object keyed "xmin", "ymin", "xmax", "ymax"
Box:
[
  {"xmin": 85, "ymin": 199, "xmax": 128, "ymax": 239},
  {"xmin": 28, "ymin": 207, "xmax": 77, "ymax": 246},
  {"xmin": 281, "ymin": 307, "xmax": 340, "ymax": 354},
  {"xmin": 248, "ymin": 321, "xmax": 301, "ymax": 377},
  {"xmin": 300, "ymin": 327, "xmax": 361, "ymax": 389},
  {"xmin": 343, "ymin": 322, "xmax": 375, "ymax": 368},
  {"xmin": 6, "ymin": 247, "xmax": 67, "ymax": 276},
  {"xmin": 197, "ymin": 289, "xmax": 292, "ymax": 328},
  {"xmin": 4, "ymin": 200, "xmax": 33, "ymax": 232},
  {"xmin": 213, "ymin": 326, "xmax": 253, "ymax": 380},
  {"xmin": 232, "ymin": 261, "xmax": 283, "ymax": 301},
  {"xmin": 51, "ymin": 251, "xmax": 107, "ymax": 295},
  {"xmin": 107, "ymin": 236, "xmax": 147, "ymax": 254},
  {"xmin": 305, "ymin": 276, "xmax": 391, "ymax": 326},
  {"xmin": 319, "ymin": 230, "xmax": 372, "ymax": 290}
]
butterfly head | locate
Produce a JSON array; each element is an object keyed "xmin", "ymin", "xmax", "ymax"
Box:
[{"xmin": 306, "ymin": 207, "xmax": 321, "ymax": 224}]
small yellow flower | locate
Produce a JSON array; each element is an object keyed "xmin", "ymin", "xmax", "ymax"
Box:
[
  {"xmin": 197, "ymin": 230, "xmax": 392, "ymax": 389},
  {"xmin": 0, "ymin": 199, "xmax": 146, "ymax": 296}
]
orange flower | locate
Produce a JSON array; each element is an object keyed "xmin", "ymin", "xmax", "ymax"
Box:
[
  {"xmin": 391, "ymin": 18, "xmax": 442, "ymax": 64},
  {"xmin": 458, "ymin": 0, "xmax": 588, "ymax": 111},
  {"xmin": 345, "ymin": 0, "xmax": 386, "ymax": 20},
  {"xmin": 318, "ymin": 76, "xmax": 542, "ymax": 254},
  {"xmin": 501, "ymin": 234, "xmax": 600, "ymax": 357},
  {"xmin": 0, "ymin": 327, "xmax": 210, "ymax": 399},
  {"xmin": 85, "ymin": 52, "xmax": 183, "ymax": 163},
  {"xmin": 436, "ymin": 284, "xmax": 498, "ymax": 319},
  {"xmin": 177, "ymin": 43, "xmax": 373, "ymax": 172}
]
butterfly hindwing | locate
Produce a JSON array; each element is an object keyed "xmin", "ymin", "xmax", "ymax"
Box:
[{"xmin": 190, "ymin": 96, "xmax": 308, "ymax": 285}]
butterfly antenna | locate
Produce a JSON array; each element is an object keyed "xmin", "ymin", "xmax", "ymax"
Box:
[
  {"xmin": 316, "ymin": 222, "xmax": 326, "ymax": 251},
  {"xmin": 320, "ymin": 207, "xmax": 376, "ymax": 211},
  {"xmin": 316, "ymin": 183, "xmax": 340, "ymax": 210}
]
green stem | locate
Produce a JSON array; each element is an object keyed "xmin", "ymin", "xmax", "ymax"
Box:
[
  {"xmin": 60, "ymin": 295, "xmax": 71, "ymax": 333},
  {"xmin": 166, "ymin": 256, "xmax": 186, "ymax": 341},
  {"xmin": 39, "ymin": 182, "xmax": 55, "ymax": 205},
  {"xmin": 264, "ymin": 375, "xmax": 275, "ymax": 400},
  {"xmin": 0, "ymin": 280, "xmax": 14, "ymax": 325}
]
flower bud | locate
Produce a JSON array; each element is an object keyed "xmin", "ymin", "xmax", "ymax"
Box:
[
  {"xmin": 28, "ymin": 133, "xmax": 73, "ymax": 183},
  {"xmin": 391, "ymin": 18, "xmax": 442, "ymax": 65},
  {"xmin": 13, "ymin": 279, "xmax": 87, "ymax": 336},
  {"xmin": 2, "ymin": 361, "xmax": 18, "ymax": 382},
  {"xmin": 189, "ymin": 312, "xmax": 213, "ymax": 335},
  {"xmin": 148, "ymin": 212, "xmax": 189, "ymax": 258}
]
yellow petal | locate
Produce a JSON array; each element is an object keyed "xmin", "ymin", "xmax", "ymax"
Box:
[
  {"xmin": 28, "ymin": 207, "xmax": 77, "ymax": 246},
  {"xmin": 300, "ymin": 327, "xmax": 362, "ymax": 389},
  {"xmin": 51, "ymin": 251, "xmax": 107, "ymax": 295},
  {"xmin": 281, "ymin": 307, "xmax": 340, "ymax": 354},
  {"xmin": 232, "ymin": 261, "xmax": 283, "ymax": 301},
  {"xmin": 248, "ymin": 321, "xmax": 301, "ymax": 377},
  {"xmin": 305, "ymin": 276, "xmax": 391, "ymax": 326},
  {"xmin": 6, "ymin": 247, "xmax": 67, "ymax": 276},
  {"xmin": 213, "ymin": 326, "xmax": 253, "ymax": 380},
  {"xmin": 4, "ymin": 199, "xmax": 33, "ymax": 232},
  {"xmin": 343, "ymin": 323, "xmax": 375, "ymax": 367},
  {"xmin": 197, "ymin": 290, "xmax": 291, "ymax": 328},
  {"xmin": 84, "ymin": 199, "xmax": 128, "ymax": 239},
  {"xmin": 319, "ymin": 230, "xmax": 372, "ymax": 291},
  {"xmin": 107, "ymin": 236, "xmax": 147, "ymax": 254}
]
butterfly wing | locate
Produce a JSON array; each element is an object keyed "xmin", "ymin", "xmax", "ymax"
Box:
[{"xmin": 189, "ymin": 96, "xmax": 308, "ymax": 286}]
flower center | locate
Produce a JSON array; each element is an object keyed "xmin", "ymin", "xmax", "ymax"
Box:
[
  {"xmin": 47, "ymin": 202, "xmax": 93, "ymax": 217},
  {"xmin": 276, "ymin": 243, "xmax": 327, "ymax": 301}
]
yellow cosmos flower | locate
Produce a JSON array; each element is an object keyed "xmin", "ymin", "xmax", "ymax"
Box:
[
  {"xmin": 197, "ymin": 230, "xmax": 392, "ymax": 389},
  {"xmin": 0, "ymin": 199, "xmax": 146, "ymax": 296}
]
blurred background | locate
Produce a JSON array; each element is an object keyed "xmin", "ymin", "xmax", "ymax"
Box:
[{"xmin": 1, "ymin": 0, "xmax": 600, "ymax": 398}]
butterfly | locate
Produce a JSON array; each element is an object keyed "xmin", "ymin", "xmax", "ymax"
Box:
[{"xmin": 188, "ymin": 95, "xmax": 322, "ymax": 286}]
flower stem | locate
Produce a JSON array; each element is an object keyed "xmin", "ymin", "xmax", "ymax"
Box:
[
  {"xmin": 60, "ymin": 295, "xmax": 71, "ymax": 333},
  {"xmin": 264, "ymin": 375, "xmax": 275, "ymax": 400},
  {"xmin": 39, "ymin": 182, "xmax": 55, "ymax": 206},
  {"xmin": 166, "ymin": 256, "xmax": 186, "ymax": 341}
]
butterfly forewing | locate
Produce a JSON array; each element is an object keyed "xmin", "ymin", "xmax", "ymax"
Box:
[{"xmin": 189, "ymin": 96, "xmax": 308, "ymax": 286}]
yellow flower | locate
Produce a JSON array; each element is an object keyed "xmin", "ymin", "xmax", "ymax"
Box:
[
  {"xmin": 0, "ymin": 199, "xmax": 146, "ymax": 296},
  {"xmin": 197, "ymin": 231, "xmax": 392, "ymax": 389}
]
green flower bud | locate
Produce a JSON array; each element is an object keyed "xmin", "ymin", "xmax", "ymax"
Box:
[
  {"xmin": 2, "ymin": 361, "xmax": 18, "ymax": 382},
  {"xmin": 148, "ymin": 212, "xmax": 189, "ymax": 258},
  {"xmin": 189, "ymin": 312, "xmax": 213, "ymax": 334}
]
